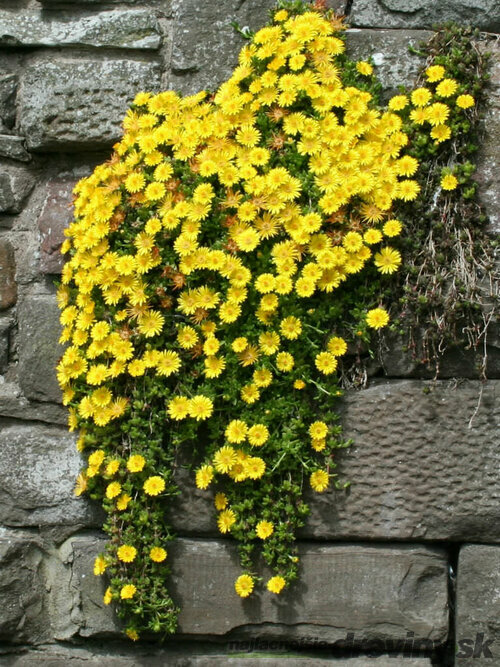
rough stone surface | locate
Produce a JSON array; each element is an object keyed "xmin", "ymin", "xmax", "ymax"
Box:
[
  {"xmin": 0, "ymin": 381, "xmax": 68, "ymax": 425},
  {"xmin": 0, "ymin": 73, "xmax": 17, "ymax": 130},
  {"xmin": 0, "ymin": 237, "xmax": 16, "ymax": 309},
  {"xmin": 350, "ymin": 0, "xmax": 500, "ymax": 32},
  {"xmin": 63, "ymin": 537, "xmax": 448, "ymax": 646},
  {"xmin": 476, "ymin": 39, "xmax": 500, "ymax": 235},
  {"xmin": 0, "ymin": 317, "xmax": 10, "ymax": 373},
  {"xmin": 0, "ymin": 168, "xmax": 35, "ymax": 214},
  {"xmin": 0, "ymin": 9, "xmax": 162, "ymax": 50},
  {"xmin": 0, "ymin": 645, "xmax": 434, "ymax": 666},
  {"xmin": 0, "ymin": 135, "xmax": 31, "ymax": 162},
  {"xmin": 455, "ymin": 545, "xmax": 500, "ymax": 666},
  {"xmin": 18, "ymin": 57, "xmax": 162, "ymax": 150},
  {"xmin": 18, "ymin": 294, "xmax": 63, "ymax": 403},
  {"xmin": 171, "ymin": 0, "xmax": 277, "ymax": 94},
  {"xmin": 0, "ymin": 532, "xmax": 48, "ymax": 644},
  {"xmin": 0, "ymin": 422, "xmax": 98, "ymax": 527},
  {"xmin": 345, "ymin": 30, "xmax": 431, "ymax": 98},
  {"xmin": 168, "ymin": 381, "xmax": 500, "ymax": 543},
  {"xmin": 38, "ymin": 180, "xmax": 75, "ymax": 275}
]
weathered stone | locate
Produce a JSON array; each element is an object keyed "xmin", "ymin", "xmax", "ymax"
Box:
[
  {"xmin": 40, "ymin": 0, "xmax": 144, "ymax": 4},
  {"xmin": 0, "ymin": 73, "xmax": 17, "ymax": 130},
  {"xmin": 350, "ymin": 0, "xmax": 500, "ymax": 32},
  {"xmin": 0, "ymin": 645, "xmax": 434, "ymax": 666},
  {"xmin": 64, "ymin": 537, "xmax": 448, "ymax": 646},
  {"xmin": 0, "ymin": 135, "xmax": 31, "ymax": 162},
  {"xmin": 19, "ymin": 57, "xmax": 162, "ymax": 150},
  {"xmin": 345, "ymin": 30, "xmax": 431, "ymax": 98},
  {"xmin": 0, "ymin": 167, "xmax": 34, "ymax": 214},
  {"xmin": 18, "ymin": 294, "xmax": 63, "ymax": 403},
  {"xmin": 476, "ymin": 39, "xmax": 500, "ymax": 236},
  {"xmin": 0, "ymin": 422, "xmax": 98, "ymax": 527},
  {"xmin": 0, "ymin": 531, "xmax": 48, "ymax": 644},
  {"xmin": 0, "ymin": 381, "xmax": 68, "ymax": 425},
  {"xmin": 171, "ymin": 0, "xmax": 277, "ymax": 95},
  {"xmin": 0, "ymin": 9, "xmax": 161, "ymax": 50},
  {"xmin": 168, "ymin": 380, "xmax": 500, "ymax": 542},
  {"xmin": 455, "ymin": 545, "xmax": 500, "ymax": 666},
  {"xmin": 38, "ymin": 180, "xmax": 75, "ymax": 275},
  {"xmin": 0, "ymin": 238, "xmax": 16, "ymax": 309},
  {"xmin": 0, "ymin": 317, "xmax": 10, "ymax": 372}
]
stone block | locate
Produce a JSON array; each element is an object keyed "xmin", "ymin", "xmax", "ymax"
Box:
[
  {"xmin": 0, "ymin": 421, "xmax": 98, "ymax": 527},
  {"xmin": 0, "ymin": 238, "xmax": 16, "ymax": 309},
  {"xmin": 350, "ymin": 0, "xmax": 500, "ymax": 32},
  {"xmin": 0, "ymin": 135, "xmax": 31, "ymax": 162},
  {"xmin": 38, "ymin": 180, "xmax": 75, "ymax": 275},
  {"xmin": 168, "ymin": 380, "xmax": 500, "ymax": 543},
  {"xmin": 171, "ymin": 0, "xmax": 277, "ymax": 95},
  {"xmin": 0, "ymin": 73, "xmax": 17, "ymax": 130},
  {"xmin": 63, "ymin": 536, "xmax": 448, "ymax": 647},
  {"xmin": 455, "ymin": 545, "xmax": 500, "ymax": 666},
  {"xmin": 0, "ymin": 9, "xmax": 161, "ymax": 50},
  {"xmin": 0, "ymin": 531, "xmax": 48, "ymax": 644},
  {"xmin": 345, "ymin": 30, "xmax": 431, "ymax": 98},
  {"xmin": 0, "ymin": 381, "xmax": 68, "ymax": 425},
  {"xmin": 0, "ymin": 317, "xmax": 10, "ymax": 372},
  {"xmin": 0, "ymin": 167, "xmax": 35, "ymax": 214},
  {"xmin": 18, "ymin": 57, "xmax": 162, "ymax": 150},
  {"xmin": 17, "ymin": 294, "xmax": 63, "ymax": 403}
]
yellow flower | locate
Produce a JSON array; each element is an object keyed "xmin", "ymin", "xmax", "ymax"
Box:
[
  {"xmin": 309, "ymin": 421, "xmax": 328, "ymax": 440},
  {"xmin": 310, "ymin": 470, "xmax": 329, "ymax": 492},
  {"xmin": 156, "ymin": 350, "xmax": 181, "ymax": 376},
  {"xmin": 259, "ymin": 331, "xmax": 280, "ymax": 354},
  {"xmin": 293, "ymin": 379, "xmax": 306, "ymax": 390},
  {"xmin": 116, "ymin": 493, "xmax": 131, "ymax": 511},
  {"xmin": 241, "ymin": 383, "xmax": 260, "ymax": 404},
  {"xmin": 315, "ymin": 352, "xmax": 338, "ymax": 375},
  {"xmin": 196, "ymin": 464, "xmax": 214, "ymax": 489},
  {"xmin": 143, "ymin": 476, "xmax": 165, "ymax": 496},
  {"xmin": 431, "ymin": 124, "xmax": 451, "ymax": 143},
  {"xmin": 74, "ymin": 472, "xmax": 88, "ymax": 496},
  {"xmin": 276, "ymin": 351, "xmax": 294, "ymax": 372},
  {"xmin": 363, "ymin": 229, "xmax": 382, "ymax": 245},
  {"xmin": 117, "ymin": 545, "xmax": 137, "ymax": 563},
  {"xmin": 225, "ymin": 420, "xmax": 248, "ymax": 443},
  {"xmin": 436, "ymin": 78, "xmax": 458, "ymax": 97},
  {"xmin": 150, "ymin": 546, "xmax": 167, "ymax": 562},
  {"xmin": 103, "ymin": 587, "xmax": 113, "ymax": 605},
  {"xmin": 127, "ymin": 454, "xmax": 145, "ymax": 473},
  {"xmin": 456, "ymin": 94, "xmax": 474, "ymax": 109},
  {"xmin": 280, "ymin": 316, "xmax": 302, "ymax": 339},
  {"xmin": 425, "ymin": 64, "xmax": 445, "ymax": 82},
  {"xmin": 167, "ymin": 396, "xmax": 190, "ymax": 420},
  {"xmin": 93, "ymin": 555, "xmax": 107, "ymax": 575},
  {"xmin": 388, "ymin": 94, "xmax": 408, "ymax": 111},
  {"xmin": 232, "ymin": 337, "xmax": 248, "ymax": 352},
  {"xmin": 411, "ymin": 87, "xmax": 432, "ymax": 107},
  {"xmin": 253, "ymin": 368, "xmax": 272, "ymax": 387},
  {"xmin": 234, "ymin": 574, "xmax": 254, "ymax": 598},
  {"xmin": 188, "ymin": 395, "xmax": 213, "ymax": 421},
  {"xmin": 426, "ymin": 102, "xmax": 449, "ymax": 126},
  {"xmin": 214, "ymin": 493, "xmax": 228, "ymax": 511},
  {"xmin": 366, "ymin": 307, "xmax": 390, "ymax": 329},
  {"xmin": 120, "ymin": 584, "xmax": 136, "ymax": 600},
  {"xmin": 106, "ymin": 481, "xmax": 121, "ymax": 499},
  {"xmin": 267, "ymin": 576, "xmax": 286, "ymax": 594},
  {"xmin": 245, "ymin": 456, "xmax": 266, "ymax": 480},
  {"xmin": 247, "ymin": 424, "xmax": 269, "ymax": 446},
  {"xmin": 374, "ymin": 247, "xmax": 402, "ymax": 275},
  {"xmin": 126, "ymin": 628, "xmax": 139, "ymax": 641},
  {"xmin": 311, "ymin": 438, "xmax": 326, "ymax": 452},
  {"xmin": 383, "ymin": 219, "xmax": 402, "ymax": 237},
  {"xmin": 356, "ymin": 61, "xmax": 373, "ymax": 76},
  {"xmin": 218, "ymin": 509, "xmax": 236, "ymax": 533},
  {"xmin": 441, "ymin": 173, "xmax": 458, "ymax": 190},
  {"xmin": 214, "ymin": 446, "xmax": 237, "ymax": 474},
  {"xmin": 256, "ymin": 520, "xmax": 273, "ymax": 539}
]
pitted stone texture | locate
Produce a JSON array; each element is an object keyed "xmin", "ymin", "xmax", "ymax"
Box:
[
  {"xmin": 0, "ymin": 238, "xmax": 16, "ymax": 309},
  {"xmin": 171, "ymin": 0, "xmax": 276, "ymax": 95},
  {"xmin": 0, "ymin": 9, "xmax": 161, "ymax": 50},
  {"xmin": 0, "ymin": 422, "xmax": 98, "ymax": 527},
  {"xmin": 38, "ymin": 180, "xmax": 75, "ymax": 275},
  {"xmin": 0, "ymin": 646, "xmax": 434, "ymax": 666},
  {"xmin": 19, "ymin": 57, "xmax": 162, "ymax": 150},
  {"xmin": 350, "ymin": 0, "xmax": 500, "ymax": 32},
  {"xmin": 18, "ymin": 294, "xmax": 63, "ymax": 403},
  {"xmin": 0, "ymin": 532, "xmax": 48, "ymax": 644},
  {"xmin": 0, "ymin": 167, "xmax": 34, "ymax": 214},
  {"xmin": 0, "ymin": 135, "xmax": 31, "ymax": 162},
  {"xmin": 0, "ymin": 382, "xmax": 68, "ymax": 425},
  {"xmin": 0, "ymin": 317, "xmax": 10, "ymax": 372},
  {"xmin": 168, "ymin": 381, "xmax": 499, "ymax": 542},
  {"xmin": 345, "ymin": 30, "xmax": 431, "ymax": 98},
  {"xmin": 455, "ymin": 545, "xmax": 500, "ymax": 666},
  {"xmin": 476, "ymin": 39, "xmax": 500, "ymax": 235},
  {"xmin": 0, "ymin": 73, "xmax": 17, "ymax": 131},
  {"xmin": 63, "ymin": 537, "xmax": 448, "ymax": 646}
]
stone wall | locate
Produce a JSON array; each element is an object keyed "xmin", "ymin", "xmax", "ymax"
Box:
[{"xmin": 0, "ymin": 1, "xmax": 498, "ymax": 665}]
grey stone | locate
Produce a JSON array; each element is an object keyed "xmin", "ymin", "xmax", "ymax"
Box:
[
  {"xmin": 171, "ymin": 0, "xmax": 277, "ymax": 95},
  {"xmin": 38, "ymin": 180, "xmax": 75, "ymax": 275},
  {"xmin": 0, "ymin": 645, "xmax": 434, "ymax": 666},
  {"xmin": 0, "ymin": 135, "xmax": 31, "ymax": 162},
  {"xmin": 476, "ymin": 39, "xmax": 500, "ymax": 236},
  {"xmin": 0, "ymin": 238, "xmax": 16, "ymax": 309},
  {"xmin": 0, "ymin": 381, "xmax": 68, "ymax": 425},
  {"xmin": 0, "ymin": 9, "xmax": 161, "ymax": 50},
  {"xmin": 0, "ymin": 318, "xmax": 9, "ymax": 372},
  {"xmin": 0, "ymin": 167, "xmax": 35, "ymax": 214},
  {"xmin": 0, "ymin": 73, "xmax": 17, "ymax": 130},
  {"xmin": 345, "ymin": 30, "xmax": 431, "ymax": 98},
  {"xmin": 18, "ymin": 294, "xmax": 63, "ymax": 403},
  {"xmin": 0, "ymin": 531, "xmax": 48, "ymax": 644},
  {"xmin": 168, "ymin": 380, "xmax": 500, "ymax": 543},
  {"xmin": 350, "ymin": 0, "xmax": 500, "ymax": 32},
  {"xmin": 455, "ymin": 545, "xmax": 500, "ymax": 666},
  {"xmin": 18, "ymin": 57, "xmax": 162, "ymax": 150},
  {"xmin": 64, "ymin": 537, "xmax": 448, "ymax": 646},
  {"xmin": 0, "ymin": 421, "xmax": 97, "ymax": 527}
]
